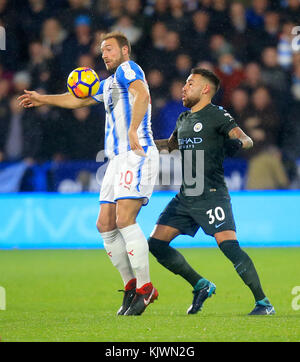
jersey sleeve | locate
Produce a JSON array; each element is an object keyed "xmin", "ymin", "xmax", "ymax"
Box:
[
  {"xmin": 170, "ymin": 112, "xmax": 185, "ymax": 141},
  {"xmin": 174, "ymin": 111, "xmax": 186, "ymax": 134},
  {"xmin": 115, "ymin": 61, "xmax": 145, "ymax": 88},
  {"xmin": 216, "ymin": 108, "xmax": 238, "ymax": 136},
  {"xmin": 172, "ymin": 128, "xmax": 178, "ymax": 139},
  {"xmin": 91, "ymin": 79, "xmax": 105, "ymax": 103}
]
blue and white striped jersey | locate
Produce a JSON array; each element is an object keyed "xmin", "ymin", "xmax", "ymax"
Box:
[{"xmin": 92, "ymin": 60, "xmax": 154, "ymax": 159}]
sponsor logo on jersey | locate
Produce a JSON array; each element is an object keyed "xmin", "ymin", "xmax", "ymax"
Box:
[
  {"xmin": 178, "ymin": 137, "xmax": 202, "ymax": 149},
  {"xmin": 124, "ymin": 69, "xmax": 136, "ymax": 80},
  {"xmin": 121, "ymin": 62, "xmax": 136, "ymax": 80}
]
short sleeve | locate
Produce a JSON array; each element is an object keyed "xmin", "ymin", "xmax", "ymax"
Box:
[
  {"xmin": 216, "ymin": 108, "xmax": 238, "ymax": 136},
  {"xmin": 91, "ymin": 80, "xmax": 105, "ymax": 103},
  {"xmin": 174, "ymin": 112, "xmax": 186, "ymax": 134},
  {"xmin": 173, "ymin": 118, "xmax": 180, "ymax": 139},
  {"xmin": 115, "ymin": 61, "xmax": 145, "ymax": 89},
  {"xmin": 172, "ymin": 128, "xmax": 178, "ymax": 139}
]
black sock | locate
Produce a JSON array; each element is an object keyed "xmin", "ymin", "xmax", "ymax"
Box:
[
  {"xmin": 148, "ymin": 237, "xmax": 202, "ymax": 287},
  {"xmin": 219, "ymin": 240, "xmax": 265, "ymax": 302}
]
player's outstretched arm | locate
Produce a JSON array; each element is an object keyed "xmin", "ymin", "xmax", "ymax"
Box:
[
  {"xmin": 18, "ymin": 90, "xmax": 97, "ymax": 109},
  {"xmin": 155, "ymin": 131, "xmax": 179, "ymax": 152},
  {"xmin": 224, "ymin": 126, "xmax": 253, "ymax": 157},
  {"xmin": 228, "ymin": 127, "xmax": 253, "ymax": 149},
  {"xmin": 154, "ymin": 139, "xmax": 168, "ymax": 151}
]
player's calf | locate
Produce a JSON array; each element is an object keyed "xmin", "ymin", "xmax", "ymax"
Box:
[
  {"xmin": 148, "ymin": 237, "xmax": 203, "ymax": 287},
  {"xmin": 218, "ymin": 239, "xmax": 275, "ymax": 315},
  {"xmin": 219, "ymin": 240, "xmax": 267, "ymax": 297},
  {"xmin": 119, "ymin": 223, "xmax": 151, "ymax": 288}
]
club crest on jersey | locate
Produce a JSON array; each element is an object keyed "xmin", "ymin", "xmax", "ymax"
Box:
[{"xmin": 193, "ymin": 122, "xmax": 202, "ymax": 132}]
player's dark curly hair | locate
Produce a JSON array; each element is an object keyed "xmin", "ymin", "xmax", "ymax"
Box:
[{"xmin": 191, "ymin": 68, "xmax": 220, "ymax": 94}]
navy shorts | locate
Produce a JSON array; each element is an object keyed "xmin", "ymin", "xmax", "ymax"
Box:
[{"xmin": 156, "ymin": 194, "xmax": 236, "ymax": 237}]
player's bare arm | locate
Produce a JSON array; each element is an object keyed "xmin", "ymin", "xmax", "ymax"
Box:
[
  {"xmin": 18, "ymin": 90, "xmax": 97, "ymax": 109},
  {"xmin": 154, "ymin": 131, "xmax": 179, "ymax": 152},
  {"xmin": 154, "ymin": 139, "xmax": 168, "ymax": 151},
  {"xmin": 228, "ymin": 127, "xmax": 253, "ymax": 149},
  {"xmin": 128, "ymin": 79, "xmax": 150, "ymax": 156}
]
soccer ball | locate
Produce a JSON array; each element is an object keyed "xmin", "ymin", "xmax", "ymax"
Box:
[{"xmin": 67, "ymin": 67, "xmax": 100, "ymax": 98}]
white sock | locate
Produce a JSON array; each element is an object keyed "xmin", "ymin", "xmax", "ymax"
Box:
[
  {"xmin": 119, "ymin": 223, "xmax": 150, "ymax": 289},
  {"xmin": 100, "ymin": 229, "xmax": 135, "ymax": 287}
]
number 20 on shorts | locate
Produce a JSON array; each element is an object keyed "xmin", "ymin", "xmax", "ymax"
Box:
[{"xmin": 119, "ymin": 170, "xmax": 134, "ymax": 188}]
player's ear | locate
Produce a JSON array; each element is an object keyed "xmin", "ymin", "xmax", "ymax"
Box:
[
  {"xmin": 202, "ymin": 84, "xmax": 210, "ymax": 95},
  {"xmin": 121, "ymin": 45, "xmax": 129, "ymax": 57}
]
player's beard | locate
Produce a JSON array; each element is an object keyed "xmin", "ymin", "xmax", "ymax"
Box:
[
  {"xmin": 183, "ymin": 95, "xmax": 201, "ymax": 109},
  {"xmin": 107, "ymin": 52, "xmax": 125, "ymax": 74}
]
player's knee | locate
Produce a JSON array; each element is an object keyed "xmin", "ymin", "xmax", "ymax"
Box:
[
  {"xmin": 148, "ymin": 237, "xmax": 169, "ymax": 259},
  {"xmin": 116, "ymin": 214, "xmax": 136, "ymax": 229},
  {"xmin": 148, "ymin": 237, "xmax": 185, "ymax": 274},
  {"xmin": 96, "ymin": 218, "xmax": 116, "ymax": 233}
]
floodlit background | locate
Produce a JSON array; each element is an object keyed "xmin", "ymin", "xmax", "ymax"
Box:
[
  {"xmin": 0, "ymin": 0, "xmax": 300, "ymax": 248},
  {"xmin": 0, "ymin": 0, "xmax": 300, "ymax": 344}
]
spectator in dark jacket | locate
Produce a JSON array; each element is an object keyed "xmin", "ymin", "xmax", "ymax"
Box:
[
  {"xmin": 4, "ymin": 96, "xmax": 43, "ymax": 161},
  {"xmin": 228, "ymin": 87, "xmax": 251, "ymax": 125},
  {"xmin": 243, "ymin": 86, "xmax": 281, "ymax": 157}
]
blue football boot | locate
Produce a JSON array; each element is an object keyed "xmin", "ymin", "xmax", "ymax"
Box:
[
  {"xmin": 248, "ymin": 297, "xmax": 275, "ymax": 315},
  {"xmin": 187, "ymin": 280, "xmax": 216, "ymax": 314}
]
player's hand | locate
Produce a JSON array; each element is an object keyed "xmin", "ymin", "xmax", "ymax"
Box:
[
  {"xmin": 128, "ymin": 128, "xmax": 146, "ymax": 157},
  {"xmin": 17, "ymin": 90, "xmax": 44, "ymax": 108},
  {"xmin": 224, "ymin": 138, "xmax": 243, "ymax": 157}
]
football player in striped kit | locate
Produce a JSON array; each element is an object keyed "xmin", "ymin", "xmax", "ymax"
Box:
[{"xmin": 18, "ymin": 32, "xmax": 159, "ymax": 316}]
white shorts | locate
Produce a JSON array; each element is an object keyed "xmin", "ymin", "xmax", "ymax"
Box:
[{"xmin": 99, "ymin": 146, "xmax": 159, "ymax": 206}]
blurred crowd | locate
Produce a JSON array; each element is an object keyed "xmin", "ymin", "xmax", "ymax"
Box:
[{"xmin": 0, "ymin": 0, "xmax": 300, "ymax": 189}]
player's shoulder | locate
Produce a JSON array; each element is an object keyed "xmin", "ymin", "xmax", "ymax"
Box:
[
  {"xmin": 209, "ymin": 103, "xmax": 239, "ymax": 134},
  {"xmin": 116, "ymin": 60, "xmax": 144, "ymax": 81},
  {"xmin": 176, "ymin": 110, "xmax": 190, "ymax": 126},
  {"xmin": 120, "ymin": 60, "xmax": 143, "ymax": 72},
  {"xmin": 179, "ymin": 110, "xmax": 191, "ymax": 119},
  {"xmin": 209, "ymin": 103, "xmax": 235, "ymax": 121},
  {"xmin": 178, "ymin": 110, "xmax": 190, "ymax": 121}
]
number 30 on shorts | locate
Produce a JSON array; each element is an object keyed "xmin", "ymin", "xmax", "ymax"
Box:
[{"xmin": 206, "ymin": 207, "xmax": 225, "ymax": 224}]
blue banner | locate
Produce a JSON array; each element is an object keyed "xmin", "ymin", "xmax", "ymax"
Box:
[
  {"xmin": 0, "ymin": 191, "xmax": 299, "ymax": 249},
  {"xmin": 0, "ymin": 162, "xmax": 28, "ymax": 192}
]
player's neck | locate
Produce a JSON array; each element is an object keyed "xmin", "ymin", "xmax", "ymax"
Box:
[
  {"xmin": 111, "ymin": 56, "xmax": 131, "ymax": 74},
  {"xmin": 191, "ymin": 98, "xmax": 211, "ymax": 113},
  {"xmin": 118, "ymin": 56, "xmax": 130, "ymax": 67}
]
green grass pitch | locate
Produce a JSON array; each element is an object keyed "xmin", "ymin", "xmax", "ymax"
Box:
[{"xmin": 0, "ymin": 248, "xmax": 299, "ymax": 342}]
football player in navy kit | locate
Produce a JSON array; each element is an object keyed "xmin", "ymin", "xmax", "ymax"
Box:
[{"xmin": 151, "ymin": 68, "xmax": 275, "ymax": 316}]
